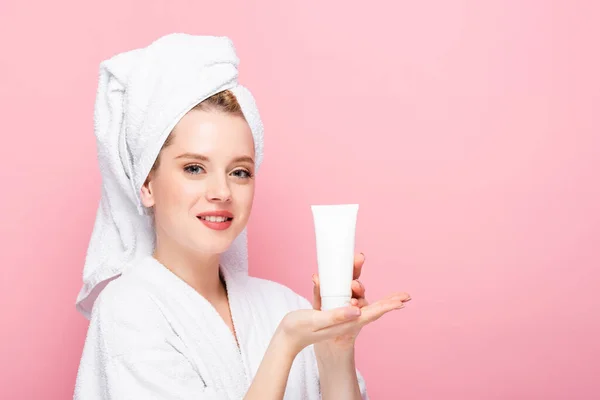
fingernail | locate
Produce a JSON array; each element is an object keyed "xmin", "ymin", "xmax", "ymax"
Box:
[
  {"xmin": 360, "ymin": 252, "xmax": 365, "ymax": 260},
  {"xmin": 345, "ymin": 307, "xmax": 361, "ymax": 317}
]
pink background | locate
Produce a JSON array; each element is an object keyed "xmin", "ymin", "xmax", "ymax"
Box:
[{"xmin": 1, "ymin": 1, "xmax": 599, "ymax": 398}]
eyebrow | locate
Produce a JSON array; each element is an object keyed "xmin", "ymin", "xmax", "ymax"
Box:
[{"xmin": 175, "ymin": 152, "xmax": 255, "ymax": 164}]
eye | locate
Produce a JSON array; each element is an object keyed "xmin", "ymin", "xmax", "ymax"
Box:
[
  {"xmin": 231, "ymin": 169, "xmax": 253, "ymax": 179},
  {"xmin": 184, "ymin": 164, "xmax": 205, "ymax": 175}
]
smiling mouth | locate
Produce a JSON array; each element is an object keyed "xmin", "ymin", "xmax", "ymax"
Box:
[{"xmin": 197, "ymin": 216, "xmax": 233, "ymax": 223}]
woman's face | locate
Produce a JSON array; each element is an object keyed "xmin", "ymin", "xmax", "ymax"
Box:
[{"xmin": 141, "ymin": 109, "xmax": 256, "ymax": 256}]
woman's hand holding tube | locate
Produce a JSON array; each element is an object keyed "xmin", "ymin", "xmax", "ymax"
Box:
[
  {"xmin": 311, "ymin": 252, "xmax": 411, "ymax": 399},
  {"xmin": 272, "ymin": 252, "xmax": 410, "ymax": 355},
  {"xmin": 264, "ymin": 253, "xmax": 407, "ymax": 354},
  {"xmin": 312, "ymin": 252, "xmax": 411, "ymax": 351},
  {"xmin": 245, "ymin": 280, "xmax": 407, "ymax": 400},
  {"xmin": 313, "ymin": 253, "xmax": 410, "ymax": 400}
]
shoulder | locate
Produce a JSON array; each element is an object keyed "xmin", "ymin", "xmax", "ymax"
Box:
[
  {"xmin": 91, "ymin": 256, "xmax": 179, "ymax": 328},
  {"xmin": 93, "ymin": 271, "xmax": 160, "ymax": 320},
  {"xmin": 87, "ymin": 272, "xmax": 171, "ymax": 357}
]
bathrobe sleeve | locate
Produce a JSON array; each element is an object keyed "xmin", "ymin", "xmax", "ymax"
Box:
[
  {"xmin": 294, "ymin": 295, "xmax": 370, "ymax": 400},
  {"xmin": 74, "ymin": 282, "xmax": 219, "ymax": 400}
]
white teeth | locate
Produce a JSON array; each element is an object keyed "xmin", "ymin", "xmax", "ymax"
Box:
[{"xmin": 200, "ymin": 216, "xmax": 229, "ymax": 223}]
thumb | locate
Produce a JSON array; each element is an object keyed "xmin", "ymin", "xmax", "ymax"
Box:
[
  {"xmin": 312, "ymin": 274, "xmax": 321, "ymax": 310},
  {"xmin": 312, "ymin": 305, "xmax": 361, "ymax": 331}
]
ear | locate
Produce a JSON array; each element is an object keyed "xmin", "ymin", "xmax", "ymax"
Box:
[{"xmin": 140, "ymin": 174, "xmax": 155, "ymax": 208}]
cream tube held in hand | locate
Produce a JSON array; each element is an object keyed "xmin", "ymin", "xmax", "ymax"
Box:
[{"xmin": 311, "ymin": 204, "xmax": 359, "ymax": 311}]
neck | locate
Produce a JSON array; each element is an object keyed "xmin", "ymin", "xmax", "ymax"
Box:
[{"xmin": 152, "ymin": 234, "xmax": 227, "ymax": 303}]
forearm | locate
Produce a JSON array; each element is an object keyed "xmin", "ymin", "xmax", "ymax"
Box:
[
  {"xmin": 244, "ymin": 332, "xmax": 297, "ymax": 400},
  {"xmin": 315, "ymin": 344, "xmax": 362, "ymax": 400}
]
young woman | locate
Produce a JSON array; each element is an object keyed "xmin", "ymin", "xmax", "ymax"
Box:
[{"xmin": 74, "ymin": 33, "xmax": 410, "ymax": 400}]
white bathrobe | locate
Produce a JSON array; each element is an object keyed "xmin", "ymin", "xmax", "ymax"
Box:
[{"xmin": 74, "ymin": 255, "xmax": 368, "ymax": 399}]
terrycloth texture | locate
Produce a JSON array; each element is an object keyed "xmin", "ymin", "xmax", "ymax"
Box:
[
  {"xmin": 74, "ymin": 256, "xmax": 369, "ymax": 399},
  {"xmin": 76, "ymin": 33, "xmax": 263, "ymax": 319}
]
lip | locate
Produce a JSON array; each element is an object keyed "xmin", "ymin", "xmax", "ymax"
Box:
[
  {"xmin": 196, "ymin": 210, "xmax": 234, "ymax": 231},
  {"xmin": 197, "ymin": 210, "xmax": 234, "ymax": 218}
]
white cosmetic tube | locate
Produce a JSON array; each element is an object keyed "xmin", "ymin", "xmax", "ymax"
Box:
[{"xmin": 310, "ymin": 204, "xmax": 359, "ymax": 311}]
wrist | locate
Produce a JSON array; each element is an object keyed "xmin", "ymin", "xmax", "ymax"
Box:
[
  {"xmin": 272, "ymin": 327, "xmax": 302, "ymax": 361},
  {"xmin": 314, "ymin": 342, "xmax": 361, "ymax": 400},
  {"xmin": 314, "ymin": 341, "xmax": 356, "ymax": 365}
]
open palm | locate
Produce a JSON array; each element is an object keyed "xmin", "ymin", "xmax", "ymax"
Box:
[{"xmin": 312, "ymin": 253, "xmax": 411, "ymax": 350}]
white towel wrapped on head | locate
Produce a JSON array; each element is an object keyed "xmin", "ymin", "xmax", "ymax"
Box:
[{"xmin": 76, "ymin": 33, "xmax": 263, "ymax": 319}]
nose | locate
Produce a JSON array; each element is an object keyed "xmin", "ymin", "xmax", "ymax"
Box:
[{"xmin": 205, "ymin": 175, "xmax": 232, "ymax": 203}]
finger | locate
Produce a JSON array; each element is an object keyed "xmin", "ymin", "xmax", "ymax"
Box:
[
  {"xmin": 312, "ymin": 306, "xmax": 362, "ymax": 331},
  {"xmin": 398, "ymin": 292, "xmax": 411, "ymax": 302},
  {"xmin": 312, "ymin": 274, "xmax": 321, "ymax": 310},
  {"xmin": 353, "ymin": 252, "xmax": 365, "ymax": 280},
  {"xmin": 356, "ymin": 297, "xmax": 369, "ymax": 308},
  {"xmin": 315, "ymin": 274, "xmax": 371, "ymax": 309},
  {"xmin": 351, "ymin": 279, "xmax": 365, "ymax": 299},
  {"xmin": 358, "ymin": 292, "xmax": 411, "ymax": 324},
  {"xmin": 340, "ymin": 294, "xmax": 367, "ymax": 308}
]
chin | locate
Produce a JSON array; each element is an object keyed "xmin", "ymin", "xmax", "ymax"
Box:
[
  {"xmin": 189, "ymin": 218, "xmax": 247, "ymax": 254},
  {"xmin": 192, "ymin": 233, "xmax": 237, "ymax": 255}
]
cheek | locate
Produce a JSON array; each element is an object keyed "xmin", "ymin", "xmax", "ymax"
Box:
[
  {"xmin": 234, "ymin": 183, "xmax": 255, "ymax": 213},
  {"xmin": 156, "ymin": 175, "xmax": 200, "ymax": 212},
  {"xmin": 179, "ymin": 180, "xmax": 205, "ymax": 200}
]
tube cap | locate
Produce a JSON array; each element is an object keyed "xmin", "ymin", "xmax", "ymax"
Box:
[{"xmin": 321, "ymin": 296, "xmax": 352, "ymax": 311}]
